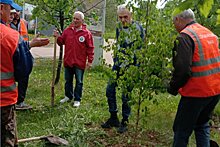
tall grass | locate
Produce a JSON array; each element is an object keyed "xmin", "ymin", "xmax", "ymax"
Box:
[{"xmin": 16, "ymin": 58, "xmax": 220, "ymax": 147}]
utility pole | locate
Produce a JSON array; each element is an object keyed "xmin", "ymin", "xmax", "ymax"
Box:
[
  {"xmin": 102, "ymin": 0, "xmax": 106, "ymax": 34},
  {"xmin": 22, "ymin": 1, "xmax": 25, "ymax": 19},
  {"xmin": 34, "ymin": 17, "xmax": 38, "ymax": 35}
]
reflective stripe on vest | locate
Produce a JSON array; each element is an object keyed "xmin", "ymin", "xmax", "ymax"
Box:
[
  {"xmin": 185, "ymin": 28, "xmax": 220, "ymax": 77},
  {"xmin": 0, "ymin": 72, "xmax": 16, "ymax": 92},
  {"xmin": 1, "ymin": 72, "xmax": 14, "ymax": 80},
  {"xmin": 1, "ymin": 83, "xmax": 16, "ymax": 92}
]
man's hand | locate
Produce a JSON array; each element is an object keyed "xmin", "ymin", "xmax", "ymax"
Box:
[
  {"xmin": 53, "ymin": 29, "xmax": 60, "ymax": 38},
  {"xmin": 167, "ymin": 86, "xmax": 178, "ymax": 96},
  {"xmin": 86, "ymin": 62, "xmax": 92, "ymax": 70},
  {"xmin": 29, "ymin": 36, "xmax": 50, "ymax": 48}
]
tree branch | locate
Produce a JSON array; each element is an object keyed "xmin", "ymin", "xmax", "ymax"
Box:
[{"xmin": 82, "ymin": 0, "xmax": 104, "ymax": 14}]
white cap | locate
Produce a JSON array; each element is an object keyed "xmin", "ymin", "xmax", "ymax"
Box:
[{"xmin": 10, "ymin": 9, "xmax": 16, "ymax": 13}]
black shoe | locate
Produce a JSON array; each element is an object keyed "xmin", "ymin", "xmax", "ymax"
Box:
[
  {"xmin": 117, "ymin": 120, "xmax": 128, "ymax": 133},
  {"xmin": 101, "ymin": 117, "xmax": 120, "ymax": 128}
]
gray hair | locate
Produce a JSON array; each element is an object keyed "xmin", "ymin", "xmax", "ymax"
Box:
[
  {"xmin": 174, "ymin": 9, "xmax": 195, "ymax": 20},
  {"xmin": 74, "ymin": 11, "xmax": 84, "ymax": 20},
  {"xmin": 117, "ymin": 4, "xmax": 130, "ymax": 14}
]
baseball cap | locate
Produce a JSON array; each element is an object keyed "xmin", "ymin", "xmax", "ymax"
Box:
[{"xmin": 0, "ymin": 0, "xmax": 22, "ymax": 11}]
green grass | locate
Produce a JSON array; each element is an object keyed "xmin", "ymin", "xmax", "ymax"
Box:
[{"xmin": 16, "ymin": 58, "xmax": 220, "ymax": 146}]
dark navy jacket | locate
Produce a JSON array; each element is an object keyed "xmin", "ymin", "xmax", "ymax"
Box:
[
  {"xmin": 113, "ymin": 21, "xmax": 144, "ymax": 70},
  {"xmin": 1, "ymin": 20, "xmax": 33, "ymax": 81}
]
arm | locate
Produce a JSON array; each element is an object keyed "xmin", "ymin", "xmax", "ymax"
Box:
[
  {"xmin": 13, "ymin": 36, "xmax": 34, "ymax": 81},
  {"xmin": 29, "ymin": 36, "xmax": 50, "ymax": 49},
  {"xmin": 86, "ymin": 32, "xmax": 94, "ymax": 69},
  {"xmin": 53, "ymin": 29, "xmax": 65, "ymax": 46},
  {"xmin": 167, "ymin": 33, "xmax": 194, "ymax": 95}
]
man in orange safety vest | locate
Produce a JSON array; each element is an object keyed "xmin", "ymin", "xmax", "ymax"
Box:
[{"xmin": 168, "ymin": 9, "xmax": 220, "ymax": 147}]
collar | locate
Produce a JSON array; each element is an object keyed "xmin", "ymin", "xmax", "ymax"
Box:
[
  {"xmin": 72, "ymin": 25, "xmax": 83, "ymax": 31},
  {"xmin": 122, "ymin": 20, "xmax": 134, "ymax": 29},
  {"xmin": 12, "ymin": 18, "xmax": 20, "ymax": 26},
  {"xmin": 184, "ymin": 21, "xmax": 196, "ymax": 28}
]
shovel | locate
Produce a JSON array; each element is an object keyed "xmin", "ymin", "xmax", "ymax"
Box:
[
  {"xmin": 51, "ymin": 36, "xmax": 57, "ymax": 107},
  {"xmin": 18, "ymin": 135, "xmax": 69, "ymax": 146},
  {"xmin": 210, "ymin": 140, "xmax": 219, "ymax": 147}
]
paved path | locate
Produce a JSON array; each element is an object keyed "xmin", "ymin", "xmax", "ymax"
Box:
[
  {"xmin": 30, "ymin": 43, "xmax": 60, "ymax": 58},
  {"xmin": 31, "ymin": 42, "xmax": 114, "ymax": 65}
]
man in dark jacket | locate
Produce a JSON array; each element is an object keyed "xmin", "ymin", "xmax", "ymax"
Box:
[
  {"xmin": 10, "ymin": 8, "xmax": 33, "ymax": 110},
  {"xmin": 101, "ymin": 4, "xmax": 144, "ymax": 133}
]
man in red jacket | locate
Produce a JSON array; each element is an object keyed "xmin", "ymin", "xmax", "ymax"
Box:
[{"xmin": 54, "ymin": 11, "xmax": 94, "ymax": 107}]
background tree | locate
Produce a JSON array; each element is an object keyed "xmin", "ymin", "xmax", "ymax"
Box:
[
  {"xmin": 105, "ymin": 0, "xmax": 117, "ymax": 32},
  {"xmin": 171, "ymin": 0, "xmax": 220, "ymax": 36}
]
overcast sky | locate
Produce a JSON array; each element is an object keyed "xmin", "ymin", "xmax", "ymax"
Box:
[{"xmin": 125, "ymin": 0, "xmax": 168, "ymax": 9}]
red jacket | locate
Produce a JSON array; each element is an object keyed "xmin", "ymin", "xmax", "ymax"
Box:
[
  {"xmin": 179, "ymin": 23, "xmax": 220, "ymax": 97},
  {"xmin": 57, "ymin": 24, "xmax": 94, "ymax": 69},
  {"xmin": 0, "ymin": 24, "xmax": 19, "ymax": 106}
]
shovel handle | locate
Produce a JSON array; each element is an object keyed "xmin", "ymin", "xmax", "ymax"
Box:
[
  {"xmin": 51, "ymin": 36, "xmax": 57, "ymax": 106},
  {"xmin": 18, "ymin": 135, "xmax": 51, "ymax": 143}
]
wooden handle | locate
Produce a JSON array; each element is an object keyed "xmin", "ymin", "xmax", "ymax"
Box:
[
  {"xmin": 18, "ymin": 136, "xmax": 48, "ymax": 143},
  {"xmin": 51, "ymin": 37, "xmax": 57, "ymax": 106}
]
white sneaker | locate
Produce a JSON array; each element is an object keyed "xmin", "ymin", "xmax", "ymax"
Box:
[
  {"xmin": 73, "ymin": 101, "xmax": 80, "ymax": 107},
  {"xmin": 60, "ymin": 96, "xmax": 70, "ymax": 103}
]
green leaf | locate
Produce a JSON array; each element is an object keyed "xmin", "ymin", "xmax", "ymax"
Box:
[
  {"xmin": 198, "ymin": 0, "xmax": 214, "ymax": 18},
  {"xmin": 172, "ymin": 0, "xmax": 194, "ymax": 17},
  {"xmin": 217, "ymin": 9, "xmax": 220, "ymax": 25},
  {"xmin": 217, "ymin": 14, "xmax": 220, "ymax": 25}
]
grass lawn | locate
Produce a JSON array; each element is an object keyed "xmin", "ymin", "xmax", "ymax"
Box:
[{"xmin": 16, "ymin": 58, "xmax": 220, "ymax": 147}]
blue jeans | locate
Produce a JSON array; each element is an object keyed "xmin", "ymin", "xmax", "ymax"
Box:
[
  {"xmin": 173, "ymin": 94, "xmax": 220, "ymax": 147},
  {"xmin": 64, "ymin": 66, "xmax": 84, "ymax": 102},
  {"xmin": 106, "ymin": 67, "xmax": 132, "ymax": 120},
  {"xmin": 17, "ymin": 76, "xmax": 29, "ymax": 104}
]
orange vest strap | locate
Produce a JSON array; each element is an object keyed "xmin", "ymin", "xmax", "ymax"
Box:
[{"xmin": 19, "ymin": 19, "xmax": 28, "ymax": 41}]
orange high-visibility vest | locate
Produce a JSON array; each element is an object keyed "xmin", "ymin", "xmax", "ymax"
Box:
[
  {"xmin": 179, "ymin": 23, "xmax": 220, "ymax": 97},
  {"xmin": 0, "ymin": 23, "xmax": 19, "ymax": 106},
  {"xmin": 19, "ymin": 19, "xmax": 28, "ymax": 41}
]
